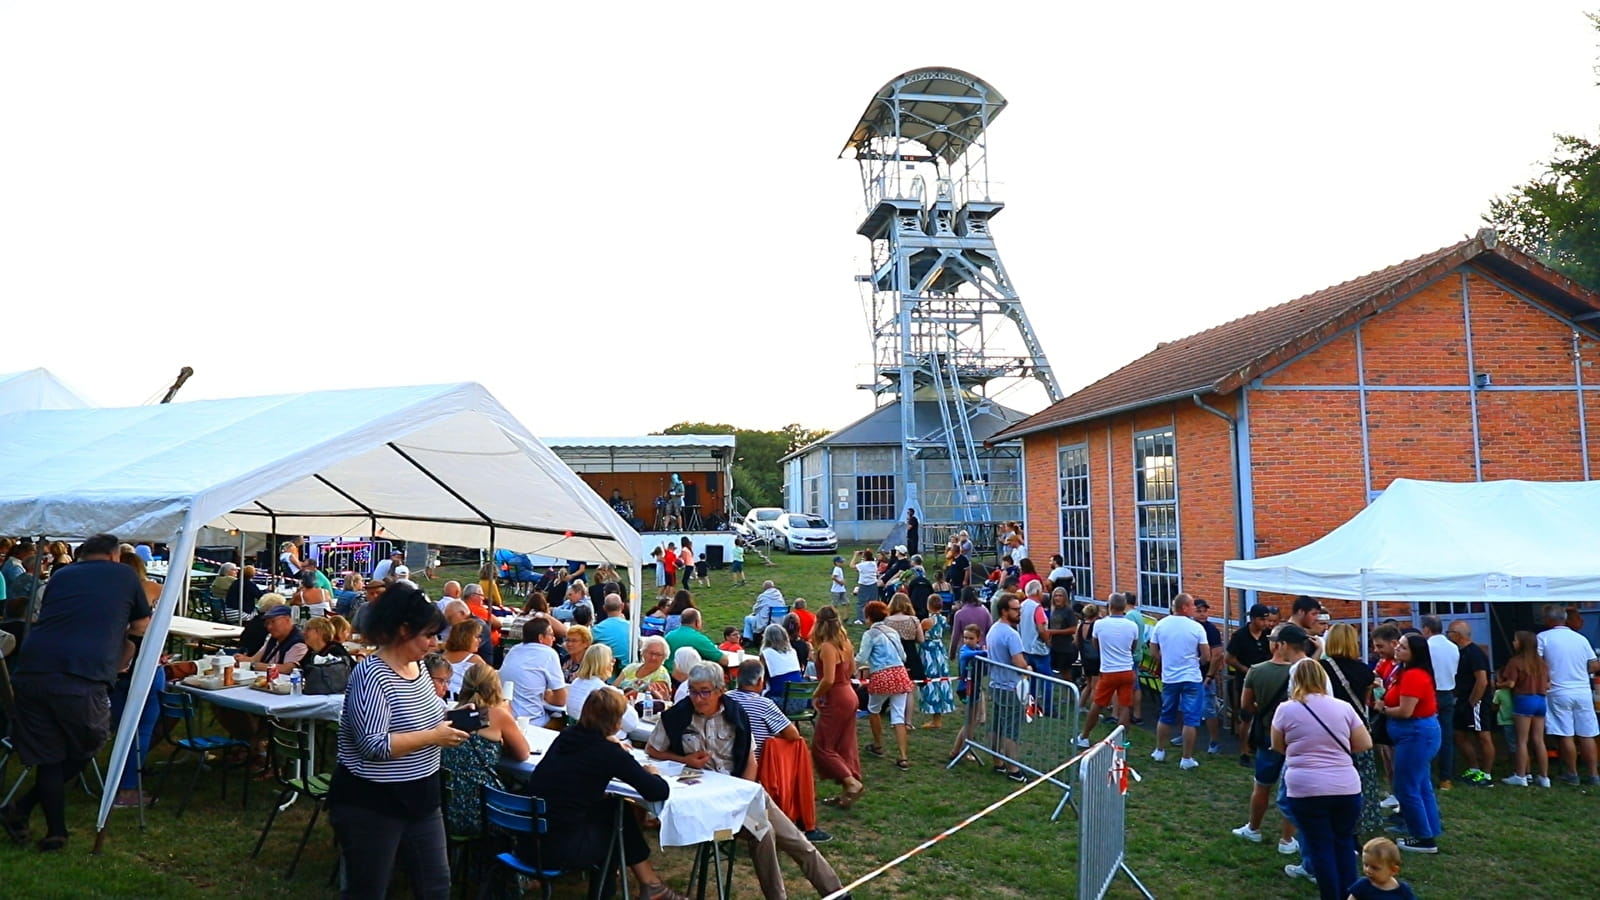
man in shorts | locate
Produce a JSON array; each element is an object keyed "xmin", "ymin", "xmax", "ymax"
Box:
[
  {"xmin": 1537, "ymin": 604, "xmax": 1600, "ymax": 784},
  {"xmin": 2, "ymin": 533, "xmax": 152, "ymax": 851},
  {"xmin": 1447, "ymin": 620, "xmax": 1494, "ymax": 785},
  {"xmin": 985, "ymin": 595, "xmax": 1029, "ymax": 781},
  {"xmin": 1149, "ymin": 592, "xmax": 1211, "ymax": 769},
  {"xmin": 1075, "ymin": 593, "xmax": 1141, "ymax": 748}
]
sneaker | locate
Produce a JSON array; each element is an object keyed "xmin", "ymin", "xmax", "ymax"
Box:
[
  {"xmin": 1379, "ymin": 794, "xmax": 1400, "ymax": 809},
  {"xmin": 1586, "ymin": 775, "xmax": 1600, "ymax": 786},
  {"xmin": 1534, "ymin": 775, "xmax": 1552, "ymax": 788},
  {"xmin": 1559, "ymin": 773, "xmax": 1581, "ymax": 785},
  {"xmin": 1277, "ymin": 837, "xmax": 1299, "ymax": 855},
  {"xmin": 1006, "ymin": 770, "xmax": 1028, "ymax": 783},
  {"xmin": 1150, "ymin": 749, "xmax": 1166, "ymax": 762},
  {"xmin": 1073, "ymin": 736, "xmax": 1092, "ymax": 749},
  {"xmin": 1238, "ymin": 753, "xmax": 1252, "ymax": 768},
  {"xmin": 1398, "ymin": 837, "xmax": 1438, "ymax": 854},
  {"xmin": 1231, "ymin": 824, "xmax": 1263, "ymax": 843},
  {"xmin": 1501, "ymin": 774, "xmax": 1529, "ymax": 787},
  {"xmin": 1207, "ymin": 742, "xmax": 1222, "ymax": 755},
  {"xmin": 1169, "ymin": 736, "xmax": 1182, "ymax": 746},
  {"xmin": 805, "ymin": 828, "xmax": 833, "ymax": 844},
  {"xmin": 1283, "ymin": 864, "xmax": 1316, "ymax": 883},
  {"xmin": 1437, "ymin": 779, "xmax": 1453, "ymax": 791},
  {"xmin": 1179, "ymin": 757, "xmax": 1200, "ymax": 770}
]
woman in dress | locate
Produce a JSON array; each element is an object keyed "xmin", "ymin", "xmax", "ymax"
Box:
[
  {"xmin": 330, "ymin": 584, "xmax": 462, "ymax": 899},
  {"xmin": 857, "ymin": 600, "xmax": 915, "ymax": 770},
  {"xmin": 919, "ymin": 594, "xmax": 957, "ymax": 729},
  {"xmin": 809, "ymin": 606, "xmax": 864, "ymax": 807},
  {"xmin": 441, "ymin": 663, "xmax": 530, "ymax": 835},
  {"xmin": 293, "ymin": 569, "xmax": 332, "ymax": 618}
]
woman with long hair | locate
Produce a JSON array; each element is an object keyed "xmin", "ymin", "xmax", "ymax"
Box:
[
  {"xmin": 810, "ymin": 606, "xmax": 864, "ymax": 807},
  {"xmin": 1321, "ymin": 623, "xmax": 1384, "ymax": 835},
  {"xmin": 565, "ymin": 645, "xmax": 642, "ymax": 740},
  {"xmin": 665, "ymin": 590, "xmax": 695, "ymax": 633},
  {"xmin": 1015, "ymin": 558, "xmax": 1041, "ymax": 596},
  {"xmin": 441, "ymin": 618, "xmax": 487, "ymax": 699},
  {"xmin": 884, "ymin": 592, "xmax": 925, "ymax": 727},
  {"xmin": 1377, "ymin": 633, "xmax": 1442, "ymax": 854},
  {"xmin": 1272, "ymin": 658, "xmax": 1372, "ymax": 900},
  {"xmin": 857, "ymin": 599, "xmax": 914, "ymax": 770},
  {"xmin": 1497, "ymin": 630, "xmax": 1550, "ymax": 786}
]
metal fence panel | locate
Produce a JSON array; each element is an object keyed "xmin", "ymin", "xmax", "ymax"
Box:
[
  {"xmin": 1078, "ymin": 726, "xmax": 1153, "ymax": 900},
  {"xmin": 946, "ymin": 654, "xmax": 1081, "ymax": 820}
]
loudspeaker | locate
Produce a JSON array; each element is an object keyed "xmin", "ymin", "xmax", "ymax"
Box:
[
  {"xmin": 706, "ymin": 544, "xmax": 725, "ymax": 570},
  {"xmin": 685, "ymin": 482, "xmax": 701, "ymax": 508},
  {"xmin": 706, "ymin": 472, "xmax": 719, "ymax": 494}
]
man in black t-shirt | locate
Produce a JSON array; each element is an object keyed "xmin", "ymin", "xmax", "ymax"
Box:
[
  {"xmin": 4, "ymin": 533, "xmax": 152, "ymax": 851},
  {"xmin": 944, "ymin": 551, "xmax": 970, "ymax": 592},
  {"xmin": 1225, "ymin": 603, "xmax": 1277, "ymax": 762},
  {"xmin": 1447, "ymin": 620, "xmax": 1495, "ymax": 784}
]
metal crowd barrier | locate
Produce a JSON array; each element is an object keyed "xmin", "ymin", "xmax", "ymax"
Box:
[
  {"xmin": 946, "ymin": 655, "xmax": 1081, "ymax": 820},
  {"xmin": 1077, "ymin": 726, "xmax": 1153, "ymax": 899}
]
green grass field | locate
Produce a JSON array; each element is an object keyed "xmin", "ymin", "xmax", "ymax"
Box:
[{"xmin": 3, "ymin": 552, "xmax": 1595, "ymax": 898}]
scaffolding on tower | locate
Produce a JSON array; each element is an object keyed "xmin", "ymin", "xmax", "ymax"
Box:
[{"xmin": 841, "ymin": 67, "xmax": 1061, "ymax": 539}]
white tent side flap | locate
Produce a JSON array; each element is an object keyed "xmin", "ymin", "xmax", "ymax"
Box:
[{"xmin": 1223, "ymin": 478, "xmax": 1600, "ymax": 602}]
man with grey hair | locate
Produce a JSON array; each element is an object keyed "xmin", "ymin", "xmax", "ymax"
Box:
[
  {"xmin": 730, "ymin": 660, "xmax": 828, "ymax": 843},
  {"xmin": 745, "ymin": 580, "xmax": 786, "ymax": 642},
  {"xmin": 1537, "ymin": 604, "xmax": 1600, "ymax": 784},
  {"xmin": 647, "ymin": 664, "xmax": 847, "ymax": 898},
  {"xmin": 438, "ymin": 599, "xmax": 472, "ymax": 643}
]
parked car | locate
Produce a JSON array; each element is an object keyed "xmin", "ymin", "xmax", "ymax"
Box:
[
  {"xmin": 740, "ymin": 507, "xmax": 786, "ymax": 541},
  {"xmin": 772, "ymin": 513, "xmax": 838, "ymax": 554}
]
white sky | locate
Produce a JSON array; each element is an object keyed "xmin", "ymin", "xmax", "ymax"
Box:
[{"xmin": 3, "ymin": 2, "xmax": 1597, "ymax": 434}]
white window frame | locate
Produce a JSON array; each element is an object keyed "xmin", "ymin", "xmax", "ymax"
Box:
[
  {"xmin": 1057, "ymin": 444, "xmax": 1093, "ymax": 599},
  {"xmin": 1132, "ymin": 427, "xmax": 1180, "ymax": 611}
]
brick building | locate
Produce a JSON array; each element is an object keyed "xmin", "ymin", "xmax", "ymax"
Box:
[{"xmin": 989, "ymin": 230, "xmax": 1600, "ymax": 643}]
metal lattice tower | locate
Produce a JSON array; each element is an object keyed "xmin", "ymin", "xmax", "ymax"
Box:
[{"xmin": 841, "ymin": 67, "xmax": 1061, "ymax": 526}]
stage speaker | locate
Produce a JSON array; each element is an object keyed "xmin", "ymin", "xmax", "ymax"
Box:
[
  {"xmin": 706, "ymin": 544, "xmax": 725, "ymax": 570},
  {"xmin": 706, "ymin": 471, "xmax": 719, "ymax": 494},
  {"xmin": 684, "ymin": 482, "xmax": 701, "ymax": 508}
]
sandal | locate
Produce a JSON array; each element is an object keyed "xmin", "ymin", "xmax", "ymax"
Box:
[
  {"xmin": 896, "ymin": 758, "xmax": 911, "ymax": 770},
  {"xmin": 838, "ymin": 782, "xmax": 867, "ymax": 809},
  {"xmin": 865, "ymin": 744, "xmax": 885, "ymax": 758},
  {"xmin": 644, "ymin": 883, "xmax": 688, "ymax": 900}
]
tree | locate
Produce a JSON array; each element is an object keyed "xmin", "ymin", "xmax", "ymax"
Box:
[
  {"xmin": 656, "ymin": 421, "xmax": 827, "ymax": 510},
  {"xmin": 1483, "ymin": 15, "xmax": 1600, "ymax": 292}
]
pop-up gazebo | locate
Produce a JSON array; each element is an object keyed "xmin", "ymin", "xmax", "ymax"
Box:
[{"xmin": 0, "ymin": 382, "xmax": 641, "ymax": 836}]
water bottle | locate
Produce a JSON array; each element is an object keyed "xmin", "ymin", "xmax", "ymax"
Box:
[{"xmin": 290, "ymin": 670, "xmax": 303, "ymax": 696}]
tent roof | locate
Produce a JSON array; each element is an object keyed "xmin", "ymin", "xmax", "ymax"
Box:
[
  {"xmin": 0, "ymin": 367, "xmax": 90, "ymax": 415},
  {"xmin": 1223, "ymin": 479, "xmax": 1600, "ymax": 602},
  {"xmin": 545, "ymin": 435, "xmax": 736, "ymax": 450},
  {"xmin": 0, "ymin": 382, "xmax": 637, "ymax": 563}
]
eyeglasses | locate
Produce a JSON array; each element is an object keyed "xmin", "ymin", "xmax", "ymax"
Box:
[{"xmin": 688, "ymin": 688, "xmax": 720, "ymax": 698}]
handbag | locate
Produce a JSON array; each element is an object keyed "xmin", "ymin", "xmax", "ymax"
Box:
[{"xmin": 300, "ymin": 654, "xmax": 352, "ymax": 695}]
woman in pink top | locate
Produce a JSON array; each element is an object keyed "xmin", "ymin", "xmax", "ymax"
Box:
[{"xmin": 1272, "ymin": 658, "xmax": 1373, "ymax": 900}]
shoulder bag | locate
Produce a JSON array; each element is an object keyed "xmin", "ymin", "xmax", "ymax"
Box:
[
  {"xmin": 1298, "ymin": 697, "xmax": 1355, "ymax": 759},
  {"xmin": 301, "ymin": 653, "xmax": 353, "ymax": 695}
]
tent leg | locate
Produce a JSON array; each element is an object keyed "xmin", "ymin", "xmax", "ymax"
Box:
[{"xmin": 93, "ymin": 826, "xmax": 107, "ymax": 854}]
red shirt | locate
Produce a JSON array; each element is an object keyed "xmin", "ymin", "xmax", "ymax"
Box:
[
  {"xmin": 794, "ymin": 608, "xmax": 816, "ymax": 640},
  {"xmin": 1386, "ymin": 666, "xmax": 1437, "ymax": 718},
  {"xmin": 663, "ymin": 552, "xmax": 677, "ymax": 578}
]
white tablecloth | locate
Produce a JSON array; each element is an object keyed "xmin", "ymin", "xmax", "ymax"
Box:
[
  {"xmin": 168, "ymin": 616, "xmax": 245, "ymax": 642},
  {"xmin": 503, "ymin": 719, "xmax": 769, "ymax": 847},
  {"xmin": 176, "ymin": 683, "xmax": 344, "ymax": 722}
]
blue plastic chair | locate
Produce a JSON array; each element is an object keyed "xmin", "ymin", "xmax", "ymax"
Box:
[
  {"xmin": 479, "ymin": 785, "xmax": 600, "ymax": 900},
  {"xmin": 153, "ymin": 689, "xmax": 250, "ymax": 817}
]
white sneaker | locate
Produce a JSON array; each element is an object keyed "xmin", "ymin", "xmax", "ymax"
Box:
[
  {"xmin": 1534, "ymin": 775, "xmax": 1552, "ymax": 788},
  {"xmin": 1283, "ymin": 864, "xmax": 1316, "ymax": 883},
  {"xmin": 1501, "ymin": 774, "xmax": 1529, "ymax": 787},
  {"xmin": 1179, "ymin": 757, "xmax": 1200, "ymax": 770},
  {"xmin": 1073, "ymin": 736, "xmax": 1091, "ymax": 749},
  {"xmin": 1150, "ymin": 749, "xmax": 1166, "ymax": 762},
  {"xmin": 1169, "ymin": 735, "xmax": 1182, "ymax": 746},
  {"xmin": 1277, "ymin": 837, "xmax": 1299, "ymax": 855},
  {"xmin": 1231, "ymin": 824, "xmax": 1263, "ymax": 843},
  {"xmin": 1379, "ymin": 794, "xmax": 1400, "ymax": 809}
]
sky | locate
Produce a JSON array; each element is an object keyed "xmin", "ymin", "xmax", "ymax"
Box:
[{"xmin": 3, "ymin": 2, "xmax": 1597, "ymax": 436}]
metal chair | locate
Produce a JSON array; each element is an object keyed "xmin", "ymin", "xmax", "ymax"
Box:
[
  {"xmin": 151, "ymin": 689, "xmax": 249, "ymax": 817},
  {"xmin": 250, "ymin": 717, "xmax": 331, "ymax": 879},
  {"xmin": 779, "ymin": 680, "xmax": 820, "ymax": 726},
  {"xmin": 479, "ymin": 784, "xmax": 602, "ymax": 900}
]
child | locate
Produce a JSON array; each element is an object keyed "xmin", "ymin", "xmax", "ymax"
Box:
[
  {"xmin": 1346, "ymin": 836, "xmax": 1416, "ymax": 899},
  {"xmin": 730, "ymin": 538, "xmax": 747, "ymax": 586},
  {"xmin": 829, "ymin": 555, "xmax": 847, "ymax": 609},
  {"xmin": 1493, "ymin": 682, "xmax": 1516, "ymax": 760},
  {"xmin": 948, "ymin": 624, "xmax": 987, "ymax": 764},
  {"xmin": 1000, "ymin": 554, "xmax": 1019, "ymax": 584},
  {"xmin": 718, "ymin": 627, "xmax": 744, "ymax": 653},
  {"xmin": 695, "ymin": 553, "xmax": 711, "ymax": 588}
]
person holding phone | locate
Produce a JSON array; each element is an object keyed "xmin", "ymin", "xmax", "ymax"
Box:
[
  {"xmin": 441, "ymin": 663, "xmax": 529, "ymax": 835},
  {"xmin": 330, "ymin": 585, "xmax": 465, "ymax": 899}
]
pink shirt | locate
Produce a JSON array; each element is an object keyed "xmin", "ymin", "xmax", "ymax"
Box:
[{"xmin": 1273, "ymin": 693, "xmax": 1362, "ymax": 798}]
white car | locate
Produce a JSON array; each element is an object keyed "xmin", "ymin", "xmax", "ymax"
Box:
[
  {"xmin": 740, "ymin": 507, "xmax": 786, "ymax": 541},
  {"xmin": 771, "ymin": 513, "xmax": 838, "ymax": 554}
]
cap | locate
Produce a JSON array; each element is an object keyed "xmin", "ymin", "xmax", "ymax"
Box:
[
  {"xmin": 894, "ymin": 545, "xmax": 908, "ymax": 555},
  {"xmin": 394, "ymin": 565, "xmax": 411, "ymax": 577},
  {"xmin": 1193, "ymin": 598, "xmax": 1210, "ymax": 610},
  {"xmin": 832, "ymin": 555, "xmax": 844, "ymax": 563},
  {"xmin": 1248, "ymin": 603, "xmax": 1277, "ymax": 619},
  {"xmin": 262, "ymin": 606, "xmax": 292, "ymax": 619},
  {"xmin": 390, "ymin": 549, "xmax": 404, "ymax": 557},
  {"xmin": 1275, "ymin": 623, "xmax": 1311, "ymax": 646}
]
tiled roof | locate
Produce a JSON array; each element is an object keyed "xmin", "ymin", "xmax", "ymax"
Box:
[{"xmin": 990, "ymin": 231, "xmax": 1600, "ymax": 441}]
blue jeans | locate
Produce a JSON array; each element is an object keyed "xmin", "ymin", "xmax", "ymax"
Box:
[
  {"xmin": 1432, "ymin": 691, "xmax": 1455, "ymax": 782},
  {"xmin": 1277, "ymin": 780, "xmax": 1315, "ymax": 875},
  {"xmin": 1390, "ymin": 716, "xmax": 1443, "ymax": 839},
  {"xmin": 1023, "ymin": 653, "xmax": 1053, "ymax": 712},
  {"xmin": 109, "ymin": 668, "xmax": 165, "ymax": 792},
  {"xmin": 855, "ymin": 585, "xmax": 877, "ymax": 621},
  {"xmin": 1286, "ymin": 792, "xmax": 1360, "ymax": 900}
]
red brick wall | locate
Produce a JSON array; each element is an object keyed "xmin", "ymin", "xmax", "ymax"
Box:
[{"xmin": 1015, "ymin": 262, "xmax": 1599, "ymax": 623}]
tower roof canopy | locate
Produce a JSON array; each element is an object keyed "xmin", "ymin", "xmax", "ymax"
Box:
[{"xmin": 841, "ymin": 67, "xmax": 1006, "ymax": 166}]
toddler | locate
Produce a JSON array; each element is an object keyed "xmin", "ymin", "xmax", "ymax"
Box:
[
  {"xmin": 1346, "ymin": 837, "xmax": 1416, "ymax": 899},
  {"xmin": 695, "ymin": 553, "xmax": 711, "ymax": 588}
]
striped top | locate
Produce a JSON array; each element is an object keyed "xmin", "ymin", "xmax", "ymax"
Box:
[
  {"xmin": 337, "ymin": 654, "xmax": 444, "ymax": 782},
  {"xmin": 725, "ymin": 689, "xmax": 794, "ymax": 761}
]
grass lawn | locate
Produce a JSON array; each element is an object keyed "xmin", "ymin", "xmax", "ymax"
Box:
[{"xmin": 4, "ymin": 552, "xmax": 1595, "ymax": 897}]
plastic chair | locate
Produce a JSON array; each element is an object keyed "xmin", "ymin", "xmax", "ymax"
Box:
[
  {"xmin": 250, "ymin": 717, "xmax": 331, "ymax": 879},
  {"xmin": 479, "ymin": 784, "xmax": 601, "ymax": 900},
  {"xmin": 779, "ymin": 680, "xmax": 820, "ymax": 725},
  {"xmin": 152, "ymin": 689, "xmax": 249, "ymax": 817}
]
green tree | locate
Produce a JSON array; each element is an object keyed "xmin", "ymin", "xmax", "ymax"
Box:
[
  {"xmin": 656, "ymin": 422, "xmax": 827, "ymax": 510},
  {"xmin": 1484, "ymin": 14, "xmax": 1600, "ymax": 291}
]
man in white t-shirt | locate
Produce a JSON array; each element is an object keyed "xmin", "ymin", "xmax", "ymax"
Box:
[
  {"xmin": 371, "ymin": 550, "xmax": 403, "ymax": 583},
  {"xmin": 499, "ymin": 617, "xmax": 567, "ymax": 726},
  {"xmin": 1076, "ymin": 594, "xmax": 1142, "ymax": 747},
  {"xmin": 1149, "ymin": 593, "xmax": 1212, "ymax": 769},
  {"xmin": 1420, "ymin": 615, "xmax": 1460, "ymax": 787},
  {"xmin": 1536, "ymin": 604, "xmax": 1600, "ymax": 784}
]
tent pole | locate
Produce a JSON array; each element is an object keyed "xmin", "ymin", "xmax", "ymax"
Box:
[{"xmin": 1359, "ymin": 569, "xmax": 1369, "ymax": 666}]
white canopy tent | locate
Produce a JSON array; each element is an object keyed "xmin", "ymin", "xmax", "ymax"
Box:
[
  {"xmin": 0, "ymin": 367, "xmax": 90, "ymax": 415},
  {"xmin": 0, "ymin": 382, "xmax": 642, "ymax": 836},
  {"xmin": 1224, "ymin": 478, "xmax": 1600, "ymax": 658}
]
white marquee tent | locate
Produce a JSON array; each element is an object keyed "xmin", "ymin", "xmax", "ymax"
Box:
[
  {"xmin": 1223, "ymin": 478, "xmax": 1600, "ymax": 604},
  {"xmin": 0, "ymin": 382, "xmax": 642, "ymax": 835},
  {"xmin": 0, "ymin": 367, "xmax": 90, "ymax": 415}
]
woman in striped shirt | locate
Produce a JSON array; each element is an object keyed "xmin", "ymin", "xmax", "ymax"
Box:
[{"xmin": 329, "ymin": 585, "xmax": 466, "ymax": 899}]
